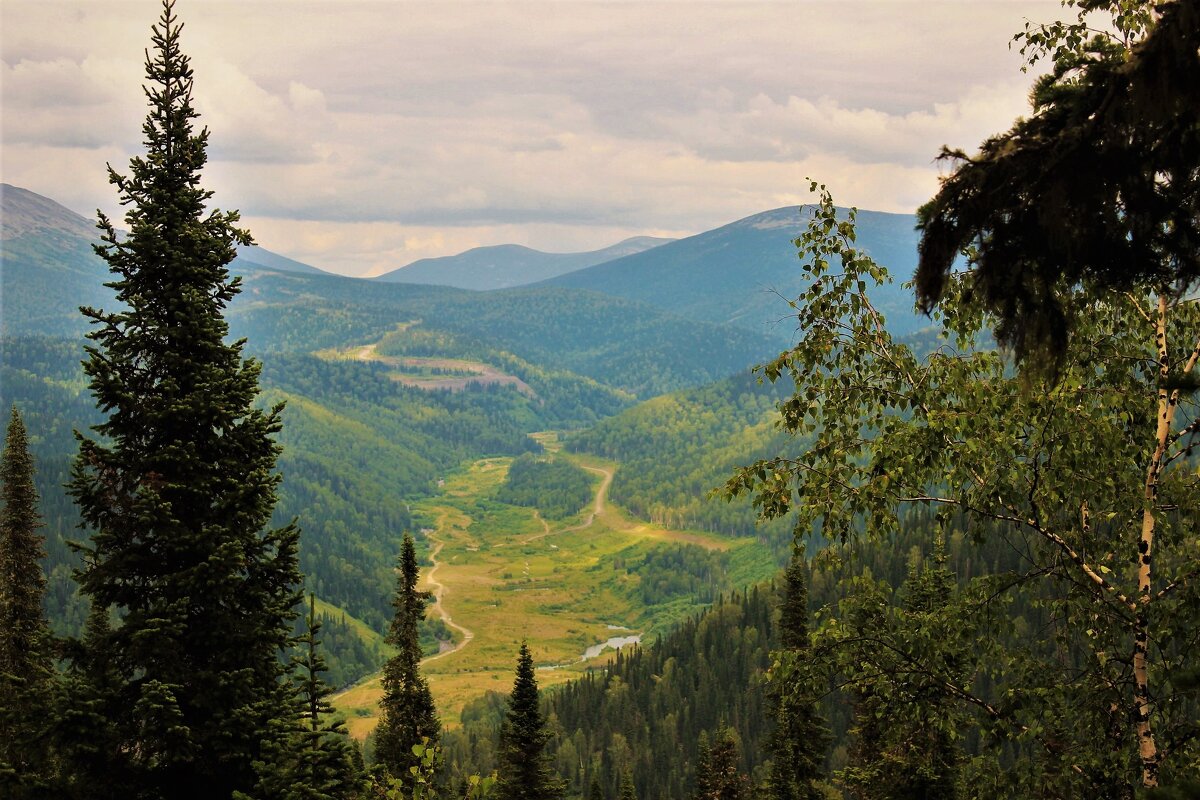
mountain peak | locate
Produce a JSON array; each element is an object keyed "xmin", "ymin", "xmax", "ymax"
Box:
[{"xmin": 1, "ymin": 184, "xmax": 99, "ymax": 241}]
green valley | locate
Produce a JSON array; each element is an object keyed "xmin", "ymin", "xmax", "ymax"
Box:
[{"xmin": 333, "ymin": 438, "xmax": 778, "ymax": 739}]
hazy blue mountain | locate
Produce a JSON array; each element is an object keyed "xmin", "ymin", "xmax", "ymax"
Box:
[
  {"xmin": 542, "ymin": 206, "xmax": 929, "ymax": 339},
  {"xmin": 234, "ymin": 244, "xmax": 333, "ymax": 276},
  {"xmin": 2, "ymin": 185, "xmax": 775, "ymax": 398},
  {"xmin": 1, "ymin": 184, "xmax": 115, "ymax": 336},
  {"xmin": 0, "ymin": 184, "xmax": 331, "ymax": 335},
  {"xmin": 374, "ymin": 236, "xmax": 674, "ymax": 290}
]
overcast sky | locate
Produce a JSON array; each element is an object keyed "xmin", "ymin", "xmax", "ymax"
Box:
[{"xmin": 2, "ymin": 1, "xmax": 1065, "ymax": 277}]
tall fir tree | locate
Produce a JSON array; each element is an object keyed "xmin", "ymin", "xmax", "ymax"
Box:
[
  {"xmin": 0, "ymin": 406, "xmax": 56, "ymax": 797},
  {"xmin": 693, "ymin": 730, "xmax": 750, "ymax": 800},
  {"xmin": 64, "ymin": 1, "xmax": 302, "ymax": 795},
  {"xmin": 251, "ymin": 594, "xmax": 360, "ymax": 800},
  {"xmin": 619, "ymin": 771, "xmax": 637, "ymax": 800},
  {"xmin": 768, "ymin": 545, "xmax": 830, "ymax": 800},
  {"xmin": 374, "ymin": 532, "xmax": 440, "ymax": 782},
  {"xmin": 494, "ymin": 642, "xmax": 564, "ymax": 800}
]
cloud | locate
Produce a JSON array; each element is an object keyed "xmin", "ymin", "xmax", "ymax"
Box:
[{"xmin": 1, "ymin": 0, "xmax": 1067, "ymax": 276}]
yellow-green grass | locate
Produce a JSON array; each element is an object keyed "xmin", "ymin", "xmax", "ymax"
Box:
[{"xmin": 332, "ymin": 448, "xmax": 774, "ymax": 740}]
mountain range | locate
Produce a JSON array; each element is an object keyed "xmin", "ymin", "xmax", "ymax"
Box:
[{"xmin": 376, "ymin": 236, "xmax": 674, "ymax": 290}]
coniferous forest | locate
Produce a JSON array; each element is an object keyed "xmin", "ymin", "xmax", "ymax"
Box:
[{"xmin": 1, "ymin": 1, "xmax": 1198, "ymax": 799}]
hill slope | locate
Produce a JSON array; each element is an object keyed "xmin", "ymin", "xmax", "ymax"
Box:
[
  {"xmin": 0, "ymin": 183, "xmax": 332, "ymax": 335},
  {"xmin": 543, "ymin": 206, "xmax": 927, "ymax": 339},
  {"xmin": 375, "ymin": 236, "xmax": 673, "ymax": 290}
]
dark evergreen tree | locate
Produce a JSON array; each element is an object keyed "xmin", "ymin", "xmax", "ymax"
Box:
[
  {"xmin": 0, "ymin": 406, "xmax": 56, "ymax": 797},
  {"xmin": 494, "ymin": 642, "xmax": 564, "ymax": 800},
  {"xmin": 836, "ymin": 545, "xmax": 962, "ymax": 800},
  {"xmin": 374, "ymin": 532, "xmax": 440, "ymax": 783},
  {"xmin": 64, "ymin": 1, "xmax": 302, "ymax": 795},
  {"xmin": 589, "ymin": 777, "xmax": 604, "ymax": 800},
  {"xmin": 56, "ymin": 606, "xmax": 126, "ymax": 800},
  {"xmin": 768, "ymin": 545, "xmax": 830, "ymax": 800},
  {"xmin": 619, "ymin": 771, "xmax": 637, "ymax": 800},
  {"xmin": 694, "ymin": 730, "xmax": 750, "ymax": 800},
  {"xmin": 252, "ymin": 594, "xmax": 360, "ymax": 800}
]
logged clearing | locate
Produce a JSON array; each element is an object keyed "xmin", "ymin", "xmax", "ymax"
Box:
[
  {"xmin": 332, "ymin": 443, "xmax": 768, "ymax": 740},
  {"xmin": 316, "ymin": 342, "xmax": 535, "ymax": 395}
]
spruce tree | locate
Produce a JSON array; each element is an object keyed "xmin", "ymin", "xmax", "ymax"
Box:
[
  {"xmin": 768, "ymin": 545, "xmax": 830, "ymax": 800},
  {"xmin": 253, "ymin": 595, "xmax": 360, "ymax": 800},
  {"xmin": 494, "ymin": 642, "xmax": 564, "ymax": 800},
  {"xmin": 693, "ymin": 730, "xmax": 749, "ymax": 800},
  {"xmin": 374, "ymin": 532, "xmax": 440, "ymax": 782},
  {"xmin": 619, "ymin": 771, "xmax": 637, "ymax": 800},
  {"xmin": 64, "ymin": 1, "xmax": 302, "ymax": 795},
  {"xmin": 0, "ymin": 406, "xmax": 56, "ymax": 796}
]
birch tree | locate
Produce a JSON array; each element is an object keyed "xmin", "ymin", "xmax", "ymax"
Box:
[{"xmin": 724, "ymin": 186, "xmax": 1200, "ymax": 795}]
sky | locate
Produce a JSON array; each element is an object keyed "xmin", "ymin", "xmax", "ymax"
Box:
[{"xmin": 2, "ymin": 1, "xmax": 1067, "ymax": 278}]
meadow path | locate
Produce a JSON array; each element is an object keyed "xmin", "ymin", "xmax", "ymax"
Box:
[{"xmin": 420, "ymin": 534, "xmax": 475, "ymax": 663}]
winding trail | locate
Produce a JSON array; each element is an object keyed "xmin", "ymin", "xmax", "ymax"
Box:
[
  {"xmin": 420, "ymin": 533, "xmax": 474, "ymax": 664},
  {"xmin": 520, "ymin": 466, "xmax": 612, "ymax": 544}
]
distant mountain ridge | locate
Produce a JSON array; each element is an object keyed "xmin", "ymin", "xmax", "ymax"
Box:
[
  {"xmin": 374, "ymin": 236, "xmax": 674, "ymax": 290},
  {"xmin": 1, "ymin": 183, "xmax": 100, "ymax": 241},
  {"xmin": 542, "ymin": 205, "xmax": 928, "ymax": 339},
  {"xmin": 0, "ymin": 182, "xmax": 332, "ymax": 274}
]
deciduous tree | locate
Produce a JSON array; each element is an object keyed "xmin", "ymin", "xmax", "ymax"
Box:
[{"xmin": 725, "ymin": 185, "xmax": 1200, "ymax": 794}]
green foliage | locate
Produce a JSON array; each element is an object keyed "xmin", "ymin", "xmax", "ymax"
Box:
[
  {"xmin": 495, "ymin": 454, "xmax": 594, "ymax": 520},
  {"xmin": 916, "ymin": 0, "xmax": 1200, "ymax": 364},
  {"xmin": 725, "ymin": 184, "xmax": 1200, "ymax": 793},
  {"xmin": 694, "ymin": 729, "xmax": 751, "ymax": 800},
  {"xmin": 767, "ymin": 548, "xmax": 830, "ymax": 800},
  {"xmin": 246, "ymin": 594, "xmax": 361, "ymax": 800},
  {"xmin": 624, "ymin": 544, "xmax": 731, "ymax": 607},
  {"xmin": 374, "ymin": 288, "xmax": 777, "ymax": 399},
  {"xmin": 827, "ymin": 549, "xmax": 963, "ymax": 800},
  {"xmin": 61, "ymin": 3, "xmax": 303, "ymax": 794},
  {"xmin": 494, "ymin": 643, "xmax": 564, "ymax": 800},
  {"xmin": 375, "ymin": 534, "xmax": 441, "ymax": 785},
  {"xmin": 368, "ymin": 740, "xmax": 495, "ymax": 800},
  {"xmin": 618, "ymin": 771, "xmax": 637, "ymax": 800},
  {"xmin": 0, "ymin": 406, "xmax": 56, "ymax": 797},
  {"xmin": 567, "ymin": 371, "xmax": 797, "ymax": 547},
  {"xmin": 458, "ymin": 588, "xmax": 777, "ymax": 800}
]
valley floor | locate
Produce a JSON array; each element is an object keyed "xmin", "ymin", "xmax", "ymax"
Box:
[{"xmin": 332, "ymin": 436, "xmax": 772, "ymax": 739}]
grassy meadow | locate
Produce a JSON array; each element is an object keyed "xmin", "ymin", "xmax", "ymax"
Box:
[{"xmin": 332, "ymin": 436, "xmax": 776, "ymax": 739}]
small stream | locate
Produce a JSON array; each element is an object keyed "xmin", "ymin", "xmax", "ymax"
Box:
[
  {"xmin": 582, "ymin": 634, "xmax": 641, "ymax": 660},
  {"xmin": 537, "ymin": 631, "xmax": 643, "ymax": 670}
]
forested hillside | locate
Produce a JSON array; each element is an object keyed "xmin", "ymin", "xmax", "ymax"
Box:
[
  {"xmin": 567, "ymin": 371, "xmax": 798, "ymax": 550},
  {"xmin": 440, "ymin": 514, "xmax": 1064, "ymax": 800},
  {"xmin": 542, "ymin": 206, "xmax": 927, "ymax": 339},
  {"xmin": 0, "ymin": 338, "xmax": 532, "ymax": 673}
]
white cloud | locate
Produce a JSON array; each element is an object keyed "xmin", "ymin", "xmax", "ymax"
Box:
[{"xmin": 1, "ymin": 0, "xmax": 1067, "ymax": 277}]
